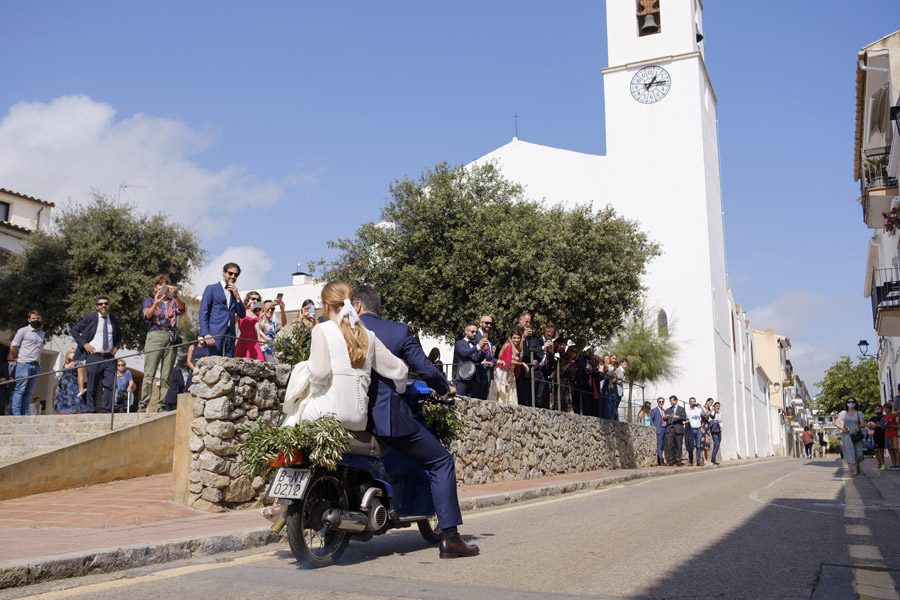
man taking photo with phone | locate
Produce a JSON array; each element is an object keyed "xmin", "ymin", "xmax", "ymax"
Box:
[{"xmin": 140, "ymin": 275, "xmax": 186, "ymax": 411}]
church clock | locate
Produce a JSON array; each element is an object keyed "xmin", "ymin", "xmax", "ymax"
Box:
[{"xmin": 630, "ymin": 65, "xmax": 671, "ymax": 104}]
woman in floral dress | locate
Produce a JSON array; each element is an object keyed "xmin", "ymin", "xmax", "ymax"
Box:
[
  {"xmin": 700, "ymin": 397, "xmax": 714, "ymax": 463},
  {"xmin": 53, "ymin": 349, "xmax": 85, "ymax": 414}
]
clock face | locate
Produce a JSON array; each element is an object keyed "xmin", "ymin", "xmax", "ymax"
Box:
[{"xmin": 630, "ymin": 65, "xmax": 671, "ymax": 104}]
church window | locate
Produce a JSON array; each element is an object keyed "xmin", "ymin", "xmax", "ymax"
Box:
[
  {"xmin": 657, "ymin": 309, "xmax": 668, "ymax": 337},
  {"xmin": 637, "ymin": 0, "xmax": 661, "ymax": 37}
]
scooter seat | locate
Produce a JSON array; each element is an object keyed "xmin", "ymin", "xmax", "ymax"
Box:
[{"xmin": 348, "ymin": 431, "xmax": 390, "ymax": 458}]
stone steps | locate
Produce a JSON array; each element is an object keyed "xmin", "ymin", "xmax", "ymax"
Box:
[
  {"xmin": 0, "ymin": 413, "xmax": 167, "ymax": 465},
  {"xmin": 0, "ymin": 414, "xmax": 152, "ymax": 434},
  {"xmin": 0, "ymin": 445, "xmax": 60, "ymax": 462}
]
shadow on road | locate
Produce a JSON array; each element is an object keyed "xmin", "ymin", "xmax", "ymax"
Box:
[{"xmin": 628, "ymin": 460, "xmax": 900, "ymax": 599}]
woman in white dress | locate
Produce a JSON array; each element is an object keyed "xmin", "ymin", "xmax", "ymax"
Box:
[{"xmin": 299, "ymin": 281, "xmax": 408, "ymax": 430}]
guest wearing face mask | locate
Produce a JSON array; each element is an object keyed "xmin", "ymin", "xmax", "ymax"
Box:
[
  {"xmin": 9, "ymin": 310, "xmax": 45, "ymax": 416},
  {"xmin": 836, "ymin": 397, "xmax": 866, "ymax": 476}
]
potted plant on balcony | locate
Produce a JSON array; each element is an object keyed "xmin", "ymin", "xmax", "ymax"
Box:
[
  {"xmin": 865, "ymin": 155, "xmax": 892, "ymax": 189},
  {"xmin": 883, "ymin": 206, "xmax": 900, "ymax": 234}
]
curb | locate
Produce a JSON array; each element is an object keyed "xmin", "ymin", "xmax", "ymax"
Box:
[
  {"xmin": 0, "ymin": 457, "xmax": 777, "ymax": 590},
  {"xmin": 0, "ymin": 528, "xmax": 281, "ymax": 590}
]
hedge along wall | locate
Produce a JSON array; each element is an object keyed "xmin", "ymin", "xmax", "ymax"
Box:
[{"xmin": 179, "ymin": 357, "xmax": 656, "ymax": 512}]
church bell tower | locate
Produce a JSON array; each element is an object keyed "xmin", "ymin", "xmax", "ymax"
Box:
[{"xmin": 601, "ymin": 0, "xmax": 734, "ymax": 409}]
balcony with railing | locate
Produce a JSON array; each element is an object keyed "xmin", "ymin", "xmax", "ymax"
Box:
[
  {"xmin": 871, "ymin": 267, "xmax": 900, "ymax": 335},
  {"xmin": 861, "ymin": 149, "xmax": 899, "ymax": 229}
]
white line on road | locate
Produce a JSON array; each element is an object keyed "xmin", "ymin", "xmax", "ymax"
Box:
[{"xmin": 17, "ymin": 551, "xmax": 276, "ymax": 599}]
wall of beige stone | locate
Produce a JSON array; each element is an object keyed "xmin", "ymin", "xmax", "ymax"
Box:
[{"xmin": 180, "ymin": 357, "xmax": 656, "ymax": 512}]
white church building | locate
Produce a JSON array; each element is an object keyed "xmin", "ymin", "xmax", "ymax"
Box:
[{"xmin": 470, "ymin": 0, "xmax": 775, "ymax": 459}]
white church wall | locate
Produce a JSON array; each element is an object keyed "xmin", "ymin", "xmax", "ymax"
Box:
[{"xmin": 471, "ymin": 0, "xmax": 734, "ymax": 410}]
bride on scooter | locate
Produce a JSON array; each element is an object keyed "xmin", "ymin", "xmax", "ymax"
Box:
[{"xmin": 299, "ymin": 280, "xmax": 408, "ymax": 430}]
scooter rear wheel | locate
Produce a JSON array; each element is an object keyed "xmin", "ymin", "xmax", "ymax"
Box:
[
  {"xmin": 286, "ymin": 472, "xmax": 351, "ymax": 568},
  {"xmin": 417, "ymin": 515, "xmax": 442, "ymax": 544}
]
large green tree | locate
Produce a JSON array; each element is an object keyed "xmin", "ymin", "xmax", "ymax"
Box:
[
  {"xmin": 0, "ymin": 192, "xmax": 206, "ymax": 349},
  {"xmin": 815, "ymin": 356, "xmax": 880, "ymax": 415},
  {"xmin": 319, "ymin": 161, "xmax": 660, "ymax": 343}
]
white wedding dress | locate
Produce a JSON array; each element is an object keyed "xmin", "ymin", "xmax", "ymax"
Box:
[{"xmin": 299, "ymin": 319, "xmax": 408, "ymax": 430}]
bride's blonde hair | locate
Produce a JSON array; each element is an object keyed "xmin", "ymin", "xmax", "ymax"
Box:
[{"xmin": 321, "ymin": 280, "xmax": 368, "ymax": 368}]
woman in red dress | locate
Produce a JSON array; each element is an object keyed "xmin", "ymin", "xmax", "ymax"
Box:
[{"xmin": 234, "ymin": 291, "xmax": 265, "ymax": 360}]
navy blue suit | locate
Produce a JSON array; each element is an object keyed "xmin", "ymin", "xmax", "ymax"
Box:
[
  {"xmin": 198, "ymin": 282, "xmax": 245, "ymax": 357},
  {"xmin": 71, "ymin": 312, "xmax": 123, "ymax": 412},
  {"xmin": 650, "ymin": 406, "xmax": 666, "ymax": 463},
  {"xmin": 453, "ymin": 337, "xmax": 485, "ymax": 398},
  {"xmin": 360, "ymin": 312, "xmax": 461, "ymax": 529}
]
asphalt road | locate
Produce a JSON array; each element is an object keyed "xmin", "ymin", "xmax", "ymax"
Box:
[{"xmin": 5, "ymin": 458, "xmax": 900, "ymax": 600}]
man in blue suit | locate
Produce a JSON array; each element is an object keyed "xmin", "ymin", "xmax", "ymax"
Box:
[
  {"xmin": 71, "ymin": 296, "xmax": 123, "ymax": 413},
  {"xmin": 452, "ymin": 322, "xmax": 486, "ymax": 398},
  {"xmin": 650, "ymin": 397, "xmax": 667, "ymax": 465},
  {"xmin": 351, "ymin": 284, "xmax": 479, "ymax": 559},
  {"xmin": 198, "ymin": 262, "xmax": 245, "ymax": 358}
]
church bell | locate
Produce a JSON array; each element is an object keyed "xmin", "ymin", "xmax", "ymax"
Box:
[{"xmin": 640, "ymin": 14, "xmax": 659, "ymax": 34}]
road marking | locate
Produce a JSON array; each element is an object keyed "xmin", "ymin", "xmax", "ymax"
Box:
[
  {"xmin": 854, "ymin": 568, "xmax": 900, "ymax": 600},
  {"xmin": 18, "ymin": 551, "xmax": 276, "ymax": 599},
  {"xmin": 844, "ymin": 507, "xmax": 867, "ymax": 519},
  {"xmin": 745, "ymin": 470, "xmax": 841, "ymax": 516},
  {"xmin": 849, "ymin": 544, "xmax": 884, "ymax": 561},
  {"xmin": 846, "ymin": 524, "xmax": 872, "ymax": 536}
]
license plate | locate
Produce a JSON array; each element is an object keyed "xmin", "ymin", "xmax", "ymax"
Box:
[{"xmin": 267, "ymin": 467, "xmax": 311, "ymax": 499}]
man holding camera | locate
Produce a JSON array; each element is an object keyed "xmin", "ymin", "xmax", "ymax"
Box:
[
  {"xmin": 453, "ymin": 322, "xmax": 486, "ymax": 398},
  {"xmin": 140, "ymin": 275, "xmax": 186, "ymax": 411}
]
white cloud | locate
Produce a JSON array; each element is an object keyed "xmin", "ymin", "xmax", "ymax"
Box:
[
  {"xmin": 746, "ymin": 289, "xmax": 846, "ymax": 394},
  {"xmin": 785, "ymin": 342, "xmax": 837, "ymax": 394},
  {"xmin": 0, "ymin": 95, "xmax": 289, "ymax": 237},
  {"xmin": 187, "ymin": 246, "xmax": 273, "ymax": 298},
  {"xmin": 746, "ymin": 288, "xmax": 827, "ymax": 336}
]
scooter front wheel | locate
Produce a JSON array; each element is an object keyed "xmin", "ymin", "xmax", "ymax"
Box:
[
  {"xmin": 417, "ymin": 515, "xmax": 442, "ymax": 544},
  {"xmin": 286, "ymin": 472, "xmax": 351, "ymax": 568}
]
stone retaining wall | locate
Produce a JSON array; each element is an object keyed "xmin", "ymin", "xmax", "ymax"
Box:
[{"xmin": 182, "ymin": 357, "xmax": 656, "ymax": 512}]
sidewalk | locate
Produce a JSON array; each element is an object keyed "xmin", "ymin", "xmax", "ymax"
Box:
[{"xmin": 0, "ymin": 458, "xmax": 770, "ymax": 590}]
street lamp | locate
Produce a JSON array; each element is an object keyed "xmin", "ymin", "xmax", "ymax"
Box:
[{"xmin": 859, "ymin": 340, "xmax": 870, "ymax": 356}]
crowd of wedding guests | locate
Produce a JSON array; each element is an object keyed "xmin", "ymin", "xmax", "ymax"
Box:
[
  {"xmin": 636, "ymin": 396, "xmax": 723, "ymax": 467},
  {"xmin": 442, "ymin": 312, "xmax": 629, "ymax": 420}
]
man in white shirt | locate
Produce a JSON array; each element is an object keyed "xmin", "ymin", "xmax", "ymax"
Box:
[
  {"xmin": 71, "ymin": 296, "xmax": 123, "ymax": 413},
  {"xmin": 684, "ymin": 397, "xmax": 707, "ymax": 466}
]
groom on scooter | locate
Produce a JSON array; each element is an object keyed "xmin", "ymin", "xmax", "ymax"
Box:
[{"xmin": 351, "ymin": 284, "xmax": 480, "ymax": 559}]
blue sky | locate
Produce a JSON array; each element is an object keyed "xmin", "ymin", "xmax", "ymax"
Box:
[{"xmin": 1, "ymin": 1, "xmax": 898, "ymax": 391}]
